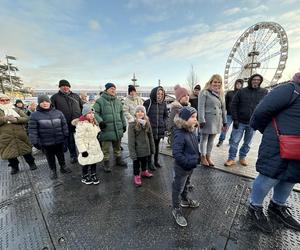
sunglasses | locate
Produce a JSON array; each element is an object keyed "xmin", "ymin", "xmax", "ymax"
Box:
[{"xmin": 0, "ymin": 99, "xmax": 10, "ymax": 102}]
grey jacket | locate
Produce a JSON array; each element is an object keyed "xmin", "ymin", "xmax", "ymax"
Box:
[{"xmin": 198, "ymin": 90, "xmax": 226, "ymax": 134}]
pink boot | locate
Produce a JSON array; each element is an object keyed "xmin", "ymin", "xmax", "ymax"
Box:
[
  {"xmin": 141, "ymin": 170, "xmax": 153, "ymax": 178},
  {"xmin": 134, "ymin": 175, "xmax": 142, "ymax": 187}
]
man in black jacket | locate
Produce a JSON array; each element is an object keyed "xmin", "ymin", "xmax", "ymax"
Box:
[
  {"xmin": 50, "ymin": 79, "xmax": 83, "ymax": 164},
  {"xmin": 216, "ymin": 79, "xmax": 243, "ymax": 147},
  {"xmin": 224, "ymin": 74, "xmax": 267, "ymax": 167}
]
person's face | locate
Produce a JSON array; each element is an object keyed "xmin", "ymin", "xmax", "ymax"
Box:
[
  {"xmin": 180, "ymin": 95, "xmax": 189, "ymax": 105},
  {"xmin": 0, "ymin": 97, "xmax": 10, "ymax": 105},
  {"xmin": 251, "ymin": 76, "xmax": 261, "ymax": 88},
  {"xmin": 235, "ymin": 82, "xmax": 243, "ymax": 90},
  {"xmin": 157, "ymin": 90, "xmax": 164, "ymax": 101},
  {"xmin": 130, "ymin": 90, "xmax": 137, "ymax": 97},
  {"xmin": 60, "ymin": 86, "xmax": 70, "ymax": 93},
  {"xmin": 135, "ymin": 110, "xmax": 145, "ymax": 119},
  {"xmin": 40, "ymin": 101, "xmax": 51, "ymax": 109},
  {"xmin": 187, "ymin": 113, "xmax": 198, "ymax": 127},
  {"xmin": 210, "ymin": 78, "xmax": 222, "ymax": 92},
  {"xmin": 107, "ymin": 87, "xmax": 116, "ymax": 96},
  {"xmin": 16, "ymin": 102, "xmax": 23, "ymax": 108},
  {"xmin": 193, "ymin": 89, "xmax": 200, "ymax": 96},
  {"xmin": 86, "ymin": 112, "xmax": 94, "ymax": 121}
]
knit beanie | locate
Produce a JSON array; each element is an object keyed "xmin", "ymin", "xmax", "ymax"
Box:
[
  {"xmin": 82, "ymin": 104, "xmax": 95, "ymax": 116},
  {"xmin": 135, "ymin": 105, "xmax": 146, "ymax": 114},
  {"xmin": 59, "ymin": 79, "xmax": 71, "ymax": 87},
  {"xmin": 179, "ymin": 106, "xmax": 197, "ymax": 121},
  {"xmin": 174, "ymin": 84, "xmax": 189, "ymax": 101},
  {"xmin": 15, "ymin": 99, "xmax": 23, "ymax": 105},
  {"xmin": 105, "ymin": 82, "xmax": 116, "ymax": 90},
  {"xmin": 292, "ymin": 72, "xmax": 300, "ymax": 83},
  {"xmin": 38, "ymin": 95, "xmax": 51, "ymax": 104},
  {"xmin": 128, "ymin": 85, "xmax": 136, "ymax": 94},
  {"xmin": 194, "ymin": 84, "xmax": 201, "ymax": 90}
]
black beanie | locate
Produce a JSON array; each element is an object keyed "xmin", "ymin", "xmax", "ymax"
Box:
[
  {"xmin": 105, "ymin": 82, "xmax": 116, "ymax": 90},
  {"xmin": 38, "ymin": 95, "xmax": 51, "ymax": 104},
  {"xmin": 128, "ymin": 85, "xmax": 136, "ymax": 94},
  {"xmin": 59, "ymin": 79, "xmax": 71, "ymax": 87}
]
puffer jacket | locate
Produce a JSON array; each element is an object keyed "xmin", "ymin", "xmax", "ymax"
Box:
[
  {"xmin": 93, "ymin": 91, "xmax": 126, "ymax": 141},
  {"xmin": 128, "ymin": 120, "xmax": 155, "ymax": 160},
  {"xmin": 0, "ymin": 108, "xmax": 32, "ymax": 160},
  {"xmin": 72, "ymin": 119, "xmax": 103, "ymax": 165},
  {"xmin": 28, "ymin": 106, "xmax": 69, "ymax": 146},
  {"xmin": 172, "ymin": 115, "xmax": 200, "ymax": 171},
  {"xmin": 143, "ymin": 86, "xmax": 168, "ymax": 140},
  {"xmin": 250, "ymin": 82, "xmax": 300, "ymax": 183},
  {"xmin": 123, "ymin": 95, "xmax": 144, "ymax": 123}
]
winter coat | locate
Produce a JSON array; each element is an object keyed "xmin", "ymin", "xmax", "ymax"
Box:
[
  {"xmin": 72, "ymin": 119, "xmax": 104, "ymax": 166},
  {"xmin": 123, "ymin": 95, "xmax": 144, "ymax": 123},
  {"xmin": 198, "ymin": 90, "xmax": 226, "ymax": 134},
  {"xmin": 128, "ymin": 120, "xmax": 155, "ymax": 160},
  {"xmin": 250, "ymin": 82, "xmax": 300, "ymax": 183},
  {"xmin": 231, "ymin": 76, "xmax": 267, "ymax": 124},
  {"xmin": 28, "ymin": 106, "xmax": 69, "ymax": 146},
  {"xmin": 173, "ymin": 115, "xmax": 200, "ymax": 171},
  {"xmin": 143, "ymin": 87, "xmax": 168, "ymax": 140},
  {"xmin": 0, "ymin": 108, "xmax": 32, "ymax": 160},
  {"xmin": 50, "ymin": 91, "xmax": 83, "ymax": 128},
  {"xmin": 189, "ymin": 94, "xmax": 198, "ymax": 110},
  {"xmin": 93, "ymin": 91, "xmax": 126, "ymax": 141}
]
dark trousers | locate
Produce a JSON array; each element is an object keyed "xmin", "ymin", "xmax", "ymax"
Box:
[
  {"xmin": 154, "ymin": 138, "xmax": 161, "ymax": 164},
  {"xmin": 43, "ymin": 143, "xmax": 65, "ymax": 170},
  {"xmin": 133, "ymin": 156, "xmax": 148, "ymax": 176},
  {"xmin": 67, "ymin": 131, "xmax": 77, "ymax": 159},
  {"xmin": 172, "ymin": 164, "xmax": 193, "ymax": 208},
  {"xmin": 82, "ymin": 164, "xmax": 97, "ymax": 176},
  {"xmin": 8, "ymin": 153, "xmax": 35, "ymax": 168}
]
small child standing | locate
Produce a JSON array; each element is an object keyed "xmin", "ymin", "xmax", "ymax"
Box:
[
  {"xmin": 128, "ymin": 105, "xmax": 155, "ymax": 187},
  {"xmin": 73, "ymin": 104, "xmax": 103, "ymax": 185},
  {"xmin": 172, "ymin": 106, "xmax": 200, "ymax": 227}
]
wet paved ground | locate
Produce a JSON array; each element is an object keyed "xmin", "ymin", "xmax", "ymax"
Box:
[{"xmin": 1, "ymin": 143, "xmax": 300, "ymax": 250}]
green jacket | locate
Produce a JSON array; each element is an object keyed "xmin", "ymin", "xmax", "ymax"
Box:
[
  {"xmin": 94, "ymin": 91, "xmax": 126, "ymax": 141},
  {"xmin": 0, "ymin": 108, "xmax": 32, "ymax": 160}
]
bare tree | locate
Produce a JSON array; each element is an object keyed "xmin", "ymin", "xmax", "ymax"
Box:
[{"xmin": 186, "ymin": 65, "xmax": 199, "ymax": 92}]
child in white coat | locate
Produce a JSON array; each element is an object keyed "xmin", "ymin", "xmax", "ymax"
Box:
[{"xmin": 72, "ymin": 104, "xmax": 103, "ymax": 184}]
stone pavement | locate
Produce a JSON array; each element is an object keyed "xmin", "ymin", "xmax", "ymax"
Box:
[{"xmin": 1, "ymin": 144, "xmax": 300, "ymax": 249}]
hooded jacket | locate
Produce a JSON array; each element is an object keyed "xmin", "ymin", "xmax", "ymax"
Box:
[
  {"xmin": 231, "ymin": 74, "xmax": 268, "ymax": 124},
  {"xmin": 225, "ymin": 80, "xmax": 243, "ymax": 115},
  {"xmin": 143, "ymin": 86, "xmax": 168, "ymax": 139}
]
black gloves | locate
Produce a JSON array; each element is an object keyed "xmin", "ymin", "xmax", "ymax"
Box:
[
  {"xmin": 123, "ymin": 126, "xmax": 127, "ymax": 133},
  {"xmin": 233, "ymin": 120, "xmax": 239, "ymax": 129},
  {"xmin": 82, "ymin": 151, "xmax": 89, "ymax": 157},
  {"xmin": 199, "ymin": 122, "xmax": 206, "ymax": 129},
  {"xmin": 99, "ymin": 122, "xmax": 107, "ymax": 129},
  {"xmin": 33, "ymin": 144, "xmax": 41, "ymax": 150}
]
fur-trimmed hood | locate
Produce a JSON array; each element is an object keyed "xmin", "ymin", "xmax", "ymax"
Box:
[{"xmin": 174, "ymin": 114, "xmax": 197, "ymax": 132}]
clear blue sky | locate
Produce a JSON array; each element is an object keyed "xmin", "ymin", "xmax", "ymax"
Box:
[{"xmin": 0, "ymin": 0, "xmax": 299, "ymax": 90}]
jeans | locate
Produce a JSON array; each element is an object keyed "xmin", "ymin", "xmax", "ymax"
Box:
[
  {"xmin": 250, "ymin": 174, "xmax": 295, "ymax": 206},
  {"xmin": 67, "ymin": 131, "xmax": 77, "ymax": 159},
  {"xmin": 228, "ymin": 122, "xmax": 255, "ymax": 160},
  {"xmin": 133, "ymin": 156, "xmax": 148, "ymax": 175},
  {"xmin": 43, "ymin": 143, "xmax": 66, "ymax": 170},
  {"xmin": 172, "ymin": 164, "xmax": 193, "ymax": 208},
  {"xmin": 102, "ymin": 140, "xmax": 121, "ymax": 161},
  {"xmin": 218, "ymin": 115, "xmax": 233, "ymax": 142}
]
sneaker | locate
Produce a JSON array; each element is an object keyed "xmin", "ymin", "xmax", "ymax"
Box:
[
  {"xmin": 91, "ymin": 174, "xmax": 100, "ymax": 185},
  {"xmin": 216, "ymin": 140, "xmax": 223, "ymax": 147},
  {"xmin": 224, "ymin": 159, "xmax": 236, "ymax": 167},
  {"xmin": 268, "ymin": 200, "xmax": 300, "ymax": 231},
  {"xmin": 239, "ymin": 158, "xmax": 248, "ymax": 166},
  {"xmin": 29, "ymin": 163, "xmax": 37, "ymax": 170},
  {"xmin": 141, "ymin": 170, "xmax": 153, "ymax": 178},
  {"xmin": 180, "ymin": 199, "xmax": 200, "ymax": 208},
  {"xmin": 81, "ymin": 175, "xmax": 93, "ymax": 185},
  {"xmin": 172, "ymin": 208, "xmax": 187, "ymax": 227},
  {"xmin": 248, "ymin": 203, "xmax": 273, "ymax": 233},
  {"xmin": 134, "ymin": 175, "xmax": 142, "ymax": 187},
  {"xmin": 60, "ymin": 165, "xmax": 72, "ymax": 174}
]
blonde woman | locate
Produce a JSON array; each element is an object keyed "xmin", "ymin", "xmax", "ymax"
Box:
[{"xmin": 198, "ymin": 74, "xmax": 227, "ymax": 167}]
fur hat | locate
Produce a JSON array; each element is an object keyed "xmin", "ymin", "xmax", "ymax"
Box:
[
  {"xmin": 128, "ymin": 85, "xmax": 136, "ymax": 94},
  {"xmin": 38, "ymin": 95, "xmax": 51, "ymax": 104},
  {"xmin": 174, "ymin": 84, "xmax": 189, "ymax": 101},
  {"xmin": 179, "ymin": 106, "xmax": 197, "ymax": 121},
  {"xmin": 82, "ymin": 104, "xmax": 95, "ymax": 116},
  {"xmin": 135, "ymin": 105, "xmax": 146, "ymax": 114},
  {"xmin": 105, "ymin": 82, "xmax": 116, "ymax": 90},
  {"xmin": 293, "ymin": 72, "xmax": 300, "ymax": 83},
  {"xmin": 59, "ymin": 79, "xmax": 71, "ymax": 87},
  {"xmin": 0, "ymin": 94, "xmax": 10, "ymax": 100}
]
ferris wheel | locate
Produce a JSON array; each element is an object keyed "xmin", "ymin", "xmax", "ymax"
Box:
[{"xmin": 224, "ymin": 22, "xmax": 288, "ymax": 90}]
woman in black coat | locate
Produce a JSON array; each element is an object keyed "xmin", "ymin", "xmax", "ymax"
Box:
[{"xmin": 248, "ymin": 73, "xmax": 300, "ymax": 233}]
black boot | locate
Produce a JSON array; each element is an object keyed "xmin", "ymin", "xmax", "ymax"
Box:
[
  {"xmin": 50, "ymin": 170, "xmax": 58, "ymax": 180},
  {"xmin": 248, "ymin": 203, "xmax": 273, "ymax": 233},
  {"xmin": 10, "ymin": 165, "xmax": 19, "ymax": 175},
  {"xmin": 103, "ymin": 160, "xmax": 111, "ymax": 173},
  {"xmin": 268, "ymin": 200, "xmax": 300, "ymax": 231},
  {"xmin": 29, "ymin": 162, "xmax": 37, "ymax": 170},
  {"xmin": 60, "ymin": 165, "xmax": 72, "ymax": 174},
  {"xmin": 116, "ymin": 157, "xmax": 127, "ymax": 167}
]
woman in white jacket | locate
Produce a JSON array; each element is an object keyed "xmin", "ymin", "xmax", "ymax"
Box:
[{"xmin": 73, "ymin": 104, "xmax": 103, "ymax": 185}]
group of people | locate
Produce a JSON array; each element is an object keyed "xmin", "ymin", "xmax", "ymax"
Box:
[{"xmin": 0, "ymin": 72, "xmax": 300, "ymax": 232}]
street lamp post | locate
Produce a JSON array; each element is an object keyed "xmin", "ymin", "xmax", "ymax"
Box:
[{"xmin": 6, "ymin": 55, "xmax": 17, "ymax": 94}]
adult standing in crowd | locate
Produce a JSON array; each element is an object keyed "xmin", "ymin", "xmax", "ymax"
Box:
[
  {"xmin": 198, "ymin": 74, "xmax": 226, "ymax": 167},
  {"xmin": 51, "ymin": 79, "xmax": 83, "ymax": 164},
  {"xmin": 94, "ymin": 83, "xmax": 127, "ymax": 172},
  {"xmin": 189, "ymin": 84, "xmax": 201, "ymax": 110},
  {"xmin": 123, "ymin": 85, "xmax": 144, "ymax": 123},
  {"xmin": 217, "ymin": 79, "xmax": 243, "ymax": 147},
  {"xmin": 14, "ymin": 99, "xmax": 27, "ymax": 112},
  {"xmin": 248, "ymin": 73, "xmax": 300, "ymax": 233},
  {"xmin": 224, "ymin": 74, "xmax": 267, "ymax": 167},
  {"xmin": 79, "ymin": 92, "xmax": 88, "ymax": 104},
  {"xmin": 0, "ymin": 94, "xmax": 37, "ymax": 174},
  {"xmin": 143, "ymin": 86, "xmax": 168, "ymax": 169}
]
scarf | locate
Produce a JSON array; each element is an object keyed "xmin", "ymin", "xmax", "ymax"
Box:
[{"xmin": 0, "ymin": 103, "xmax": 20, "ymax": 117}]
